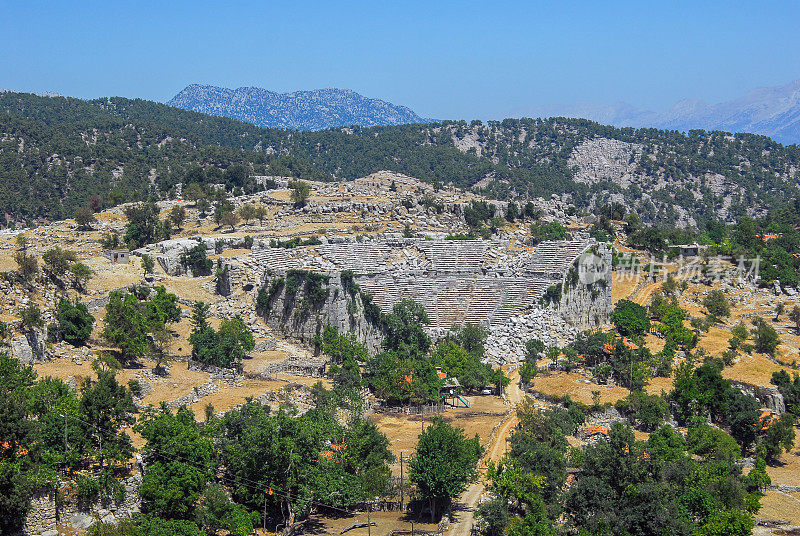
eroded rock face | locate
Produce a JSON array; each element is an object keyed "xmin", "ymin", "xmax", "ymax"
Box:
[
  {"xmin": 10, "ymin": 328, "xmax": 47, "ymax": 364},
  {"xmin": 568, "ymin": 138, "xmax": 643, "ymax": 188},
  {"xmin": 730, "ymin": 380, "xmax": 786, "ymax": 414},
  {"xmin": 259, "ymin": 271, "xmax": 384, "ymax": 353}
]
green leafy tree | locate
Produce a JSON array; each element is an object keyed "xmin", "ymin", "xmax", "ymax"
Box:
[
  {"xmin": 475, "ymin": 496, "xmax": 510, "ymax": 536},
  {"xmin": 145, "ymin": 286, "xmax": 182, "ymax": 326},
  {"xmin": 179, "ymin": 244, "xmax": 212, "ymax": 276},
  {"xmin": 87, "ymin": 516, "xmax": 205, "ymax": 536},
  {"xmin": 136, "ymin": 406, "xmax": 216, "ymax": 520},
  {"xmin": 219, "ymin": 404, "xmax": 322, "ymax": 528},
  {"xmin": 410, "ymin": 417, "xmax": 482, "ymax": 520},
  {"xmin": 506, "ymin": 504, "xmax": 556, "ymax": 536},
  {"xmin": 289, "ymin": 180, "xmax": 311, "ymax": 206},
  {"xmin": 188, "ymin": 302, "xmax": 253, "ymax": 369},
  {"xmin": 253, "ymin": 205, "xmax": 268, "ymax": 226},
  {"xmin": 703, "ymin": 290, "xmax": 731, "ymax": 322},
  {"xmin": 616, "ymin": 390, "xmax": 668, "ymax": 431},
  {"xmin": 74, "ymin": 206, "xmax": 97, "ymax": 230},
  {"xmin": 0, "ymin": 353, "xmax": 40, "ymax": 535},
  {"xmin": 18, "ymin": 303, "xmax": 44, "ymax": 333},
  {"xmin": 729, "ymin": 322, "xmax": 749, "ymax": 350},
  {"xmin": 124, "ymin": 202, "xmax": 163, "ymax": 248},
  {"xmin": 216, "ymin": 317, "xmax": 255, "ymax": 368},
  {"xmin": 529, "ymin": 221, "xmax": 568, "ymax": 245},
  {"xmin": 103, "ymin": 287, "xmax": 180, "ymax": 364},
  {"xmin": 54, "ymin": 298, "xmax": 95, "ymax": 346},
  {"xmin": 168, "ymin": 205, "xmax": 187, "ymax": 230},
  {"xmin": 728, "ymin": 390, "xmax": 761, "ymax": 453},
  {"xmin": 13, "ymin": 249, "xmax": 38, "ymax": 282},
  {"xmin": 183, "ymin": 182, "xmax": 205, "ymax": 205},
  {"xmin": 751, "ymin": 317, "xmax": 780, "ymax": 356},
  {"xmin": 757, "ymin": 413, "xmax": 796, "ymax": 462},
  {"xmin": 432, "ymin": 340, "xmax": 494, "ymax": 392},
  {"xmin": 141, "ymin": 254, "xmax": 155, "ymax": 275},
  {"xmin": 195, "ymin": 483, "xmax": 257, "ymax": 536},
  {"xmin": 694, "ymin": 509, "xmax": 753, "ymax": 536},
  {"xmin": 42, "ymin": 246, "xmax": 78, "ymax": 278},
  {"xmin": 69, "ymin": 261, "xmax": 93, "ymax": 291},
  {"xmin": 745, "ymin": 457, "xmax": 771, "ymax": 492},
  {"xmin": 451, "ymin": 323, "xmax": 489, "ymax": 359},
  {"xmin": 612, "ymin": 299, "xmax": 650, "ymax": 337},
  {"xmin": 220, "ymin": 211, "xmax": 240, "ymax": 230},
  {"xmin": 79, "ymin": 370, "xmax": 135, "ymax": 469},
  {"xmin": 237, "ymin": 203, "xmax": 256, "ymax": 224},
  {"xmin": 382, "ymin": 299, "xmax": 431, "ymax": 358},
  {"xmin": 102, "ymin": 291, "xmax": 150, "ymax": 364},
  {"xmin": 686, "ymin": 422, "xmax": 741, "ymax": 462}
]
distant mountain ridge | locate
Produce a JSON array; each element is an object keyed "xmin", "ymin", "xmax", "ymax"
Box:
[
  {"xmin": 517, "ymin": 79, "xmax": 800, "ymax": 145},
  {"xmin": 167, "ymin": 84, "xmax": 427, "ymax": 130},
  {"xmin": 2, "ymin": 90, "xmax": 799, "ymax": 227}
]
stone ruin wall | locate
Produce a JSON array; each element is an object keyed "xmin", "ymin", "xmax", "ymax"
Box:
[{"xmin": 20, "ymin": 474, "xmax": 142, "ymax": 536}]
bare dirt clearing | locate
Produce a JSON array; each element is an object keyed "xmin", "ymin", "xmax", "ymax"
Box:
[{"xmin": 531, "ymin": 371, "xmax": 630, "ymax": 405}]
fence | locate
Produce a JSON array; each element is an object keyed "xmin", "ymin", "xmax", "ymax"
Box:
[{"xmin": 375, "ymin": 402, "xmax": 447, "ymax": 416}]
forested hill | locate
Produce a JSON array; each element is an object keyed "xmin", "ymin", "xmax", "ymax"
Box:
[
  {"xmin": 168, "ymin": 84, "xmax": 427, "ymax": 130},
  {"xmin": 1, "ymin": 91, "xmax": 799, "ymax": 226}
]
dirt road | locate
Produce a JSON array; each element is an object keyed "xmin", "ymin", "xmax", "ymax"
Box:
[{"xmin": 448, "ymin": 369, "xmax": 523, "ymax": 536}]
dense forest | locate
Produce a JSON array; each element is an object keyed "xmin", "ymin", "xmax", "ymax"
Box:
[{"xmin": 1, "ymin": 91, "xmax": 799, "ymax": 226}]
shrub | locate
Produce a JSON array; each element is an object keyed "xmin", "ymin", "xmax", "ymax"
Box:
[
  {"xmin": 751, "ymin": 317, "xmax": 780, "ymax": 356},
  {"xmin": 529, "ymin": 221, "xmax": 568, "ymax": 245},
  {"xmin": 180, "ymin": 244, "xmax": 213, "ymax": 276},
  {"xmin": 55, "ymin": 298, "xmax": 95, "ymax": 346},
  {"xmin": 289, "ymin": 180, "xmax": 311, "ymax": 206},
  {"xmin": 540, "ymin": 283, "xmax": 562, "ymax": 307},
  {"xmin": 100, "ymin": 231, "xmax": 121, "ymax": 250},
  {"xmin": 19, "ymin": 303, "xmax": 44, "ymax": 332},
  {"xmin": 127, "ymin": 379, "xmax": 143, "ymax": 398},
  {"xmin": 75, "ymin": 474, "xmax": 102, "ymax": 503},
  {"xmin": 703, "ymin": 289, "xmax": 730, "ymax": 321}
]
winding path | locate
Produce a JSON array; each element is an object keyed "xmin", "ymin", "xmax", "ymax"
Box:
[{"xmin": 448, "ymin": 369, "xmax": 524, "ymax": 536}]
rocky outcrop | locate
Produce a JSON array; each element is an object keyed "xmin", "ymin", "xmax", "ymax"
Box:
[
  {"xmin": 568, "ymin": 138, "xmax": 643, "ymax": 188},
  {"xmin": 139, "ymin": 236, "xmax": 252, "ymax": 277},
  {"xmin": 220, "ymin": 238, "xmax": 612, "ymax": 361},
  {"xmin": 730, "ymin": 380, "xmax": 786, "ymax": 414},
  {"xmin": 484, "ymin": 308, "xmax": 578, "ymax": 365},
  {"xmin": 259, "ymin": 271, "xmax": 384, "ymax": 353},
  {"xmin": 558, "ymin": 245, "xmax": 613, "ymax": 331},
  {"xmin": 10, "ymin": 328, "xmax": 47, "ymax": 364}
]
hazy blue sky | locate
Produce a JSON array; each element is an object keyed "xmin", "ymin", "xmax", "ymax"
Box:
[{"xmin": 2, "ymin": 1, "xmax": 799, "ymax": 119}]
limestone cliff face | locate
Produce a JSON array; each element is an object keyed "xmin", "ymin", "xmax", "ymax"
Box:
[
  {"xmin": 730, "ymin": 380, "xmax": 786, "ymax": 414},
  {"xmin": 558, "ymin": 245, "xmax": 613, "ymax": 330},
  {"xmin": 257, "ymin": 271, "xmax": 384, "ymax": 353}
]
